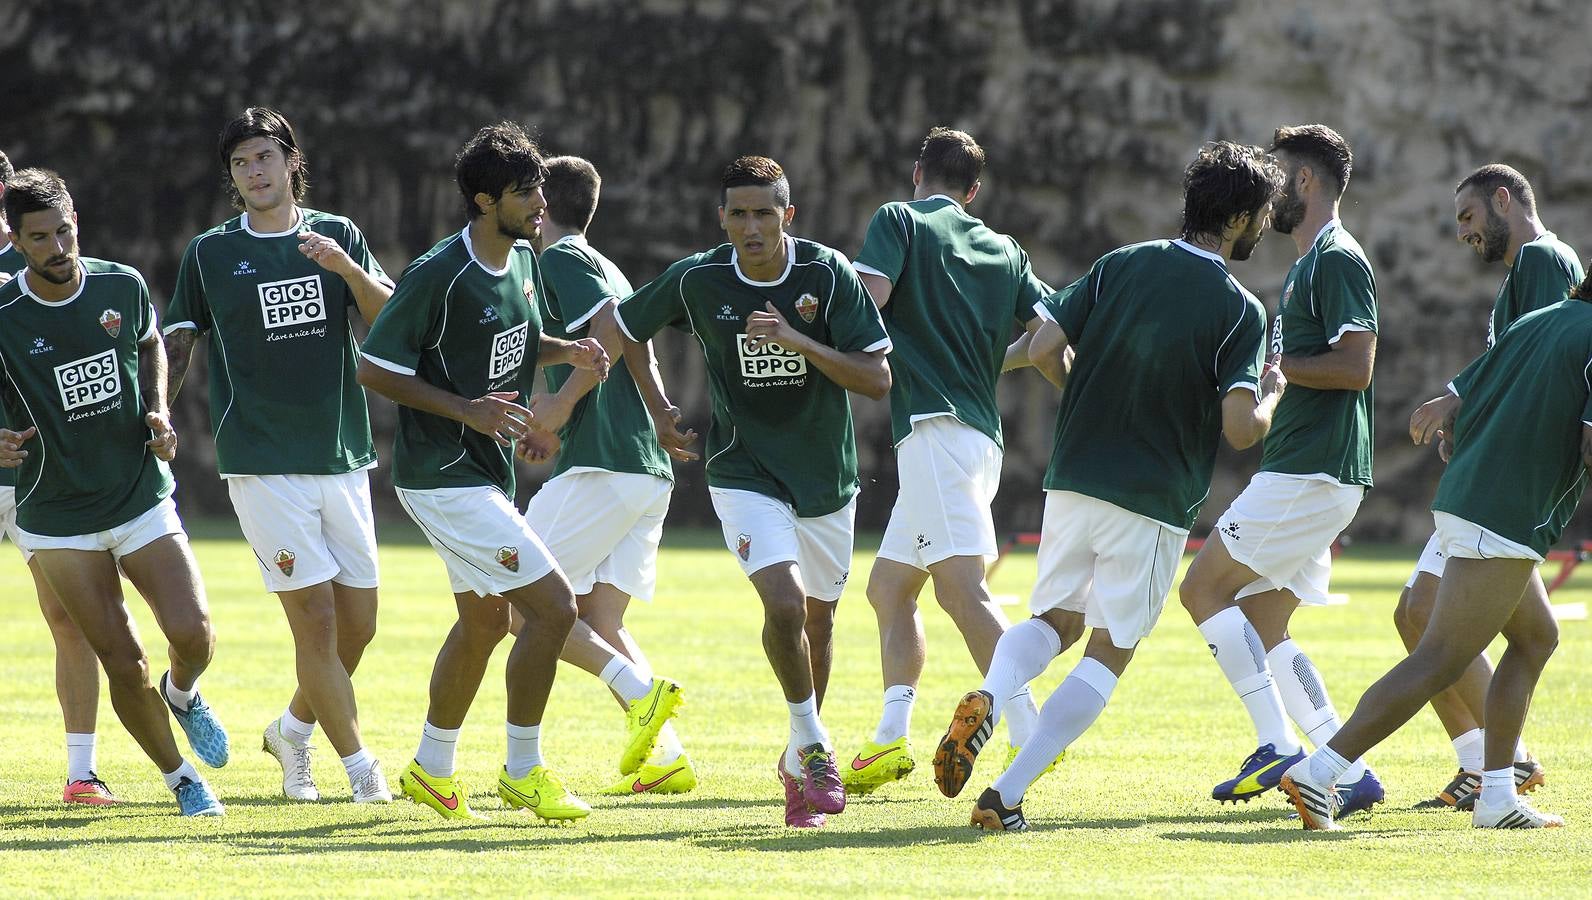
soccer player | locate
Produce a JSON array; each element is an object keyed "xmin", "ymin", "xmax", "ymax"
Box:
[
  {"xmin": 357, "ymin": 122, "xmax": 607, "ymax": 823},
  {"xmin": 1177, "ymin": 125, "xmax": 1384, "ymax": 814},
  {"xmin": 841, "ymin": 127, "xmax": 1052, "ymax": 795},
  {"xmin": 931, "ymin": 142, "xmax": 1285, "ymax": 831},
  {"xmin": 0, "ymin": 169, "xmax": 227, "ymax": 816},
  {"xmin": 1393, "ymin": 164, "xmax": 1573, "ymax": 809},
  {"xmin": 0, "ymin": 152, "xmax": 115, "ymax": 805},
  {"xmin": 613, "ymin": 156, "xmax": 891, "ymax": 827},
  {"xmin": 1281, "ymin": 290, "xmax": 1589, "ymax": 830},
  {"xmin": 163, "ymin": 108, "xmax": 394, "ymax": 804},
  {"xmin": 520, "ymin": 155, "xmax": 691, "ymax": 793}
]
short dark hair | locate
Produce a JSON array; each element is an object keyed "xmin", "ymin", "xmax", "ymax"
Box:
[
  {"xmin": 218, "ymin": 107, "xmax": 309, "ymax": 210},
  {"xmin": 721, "ymin": 156, "xmax": 789, "ymax": 207},
  {"xmin": 3, "ymin": 168, "xmax": 73, "ymax": 230},
  {"xmin": 918, "ymin": 127, "xmax": 985, "ymax": 193},
  {"xmin": 1456, "ymin": 163, "xmax": 1537, "ymax": 214},
  {"xmin": 456, "ymin": 122, "xmax": 546, "ymax": 219},
  {"xmin": 1180, "ymin": 142, "xmax": 1284, "ymax": 243},
  {"xmin": 1270, "ymin": 124, "xmax": 1352, "ymax": 197},
  {"xmin": 542, "ymin": 156, "xmax": 601, "ymax": 232}
]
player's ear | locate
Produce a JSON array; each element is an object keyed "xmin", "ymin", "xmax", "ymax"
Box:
[
  {"xmin": 965, "ymin": 181, "xmax": 981, "ymax": 205},
  {"xmin": 717, "ymin": 206, "xmax": 726, "ymax": 231},
  {"xmin": 782, "ymin": 204, "xmax": 795, "ymax": 227},
  {"xmin": 475, "ymin": 191, "xmax": 497, "ymax": 217},
  {"xmin": 1492, "ymin": 186, "xmax": 1511, "ymax": 216}
]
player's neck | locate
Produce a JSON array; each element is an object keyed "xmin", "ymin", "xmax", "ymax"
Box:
[
  {"xmin": 736, "ymin": 235, "xmax": 789, "ymax": 282},
  {"xmin": 538, "ymin": 221, "xmax": 581, "ymax": 249},
  {"xmin": 1504, "ymin": 218, "xmax": 1548, "ymax": 267},
  {"xmin": 27, "ymin": 263, "xmax": 81, "ymax": 302},
  {"xmin": 244, "ymin": 201, "xmax": 300, "ymax": 236},
  {"xmin": 1290, "ymin": 202, "xmax": 1339, "ymax": 257},
  {"xmin": 467, "ymin": 216, "xmax": 514, "ymax": 271}
]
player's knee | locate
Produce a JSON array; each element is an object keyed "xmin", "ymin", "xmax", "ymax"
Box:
[
  {"xmin": 864, "ymin": 572, "xmax": 913, "ymax": 615},
  {"xmin": 520, "ymin": 591, "xmax": 578, "ymax": 636},
  {"xmin": 1392, "ymin": 590, "xmax": 1411, "ymax": 633},
  {"xmin": 805, "ymin": 602, "xmax": 836, "ymax": 637},
  {"xmin": 99, "ymin": 645, "xmax": 150, "ymax": 688},
  {"xmin": 167, "ymin": 614, "xmax": 216, "ymax": 668},
  {"xmin": 345, "ymin": 612, "xmax": 379, "ymax": 654},
  {"xmin": 460, "ymin": 605, "xmax": 512, "ymax": 645},
  {"xmin": 38, "ymin": 598, "xmax": 77, "ymax": 634},
  {"xmin": 1514, "ymin": 618, "xmax": 1560, "ymax": 670},
  {"xmin": 762, "ymin": 592, "xmax": 806, "ymax": 635}
]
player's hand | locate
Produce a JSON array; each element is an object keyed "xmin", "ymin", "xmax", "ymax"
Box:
[
  {"xmin": 0, "ymin": 426, "xmax": 37, "ymax": 468},
  {"xmin": 653, "ymin": 405, "xmax": 699, "ymax": 462},
  {"xmin": 0, "ymin": 271, "xmax": 12, "ymax": 288},
  {"xmin": 1438, "ymin": 430, "xmax": 1453, "ymax": 464},
  {"xmin": 745, "ymin": 302, "xmax": 807, "ymax": 354},
  {"xmin": 1581, "ymin": 424, "xmax": 1592, "ymax": 474},
  {"xmin": 528, "ymin": 392, "xmax": 573, "ymax": 434},
  {"xmin": 298, "ymin": 231, "xmax": 357, "ymax": 278},
  {"xmin": 145, "ymin": 412, "xmax": 178, "ymax": 461},
  {"xmin": 1410, "ymin": 393, "xmax": 1460, "ymax": 445},
  {"xmin": 1260, "ymin": 362, "xmax": 1287, "ymax": 398},
  {"xmin": 566, "ymin": 337, "xmax": 609, "ymax": 381},
  {"xmin": 515, "ymin": 428, "xmax": 562, "ymax": 464},
  {"xmin": 464, "ymin": 391, "xmax": 533, "ymax": 447}
]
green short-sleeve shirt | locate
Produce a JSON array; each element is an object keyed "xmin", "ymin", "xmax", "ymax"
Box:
[
  {"xmin": 1488, "ymin": 233, "xmax": 1583, "ymax": 349},
  {"xmin": 0, "ymin": 244, "xmax": 28, "ymax": 490}
]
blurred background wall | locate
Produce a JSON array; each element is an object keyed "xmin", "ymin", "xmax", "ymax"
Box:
[{"xmin": 5, "ymin": 0, "xmax": 1591, "ymax": 541}]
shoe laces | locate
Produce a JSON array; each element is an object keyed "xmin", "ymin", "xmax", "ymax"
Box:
[
  {"xmin": 1237, "ymin": 745, "xmax": 1270, "ymax": 773},
  {"xmin": 801, "ymin": 748, "xmax": 838, "ymax": 781},
  {"xmin": 285, "ymin": 743, "xmax": 315, "ymax": 791},
  {"xmin": 174, "ymin": 776, "xmax": 208, "ymax": 805},
  {"xmin": 535, "ymin": 768, "xmax": 567, "ymax": 793},
  {"xmin": 354, "ymin": 765, "xmax": 384, "ymax": 795}
]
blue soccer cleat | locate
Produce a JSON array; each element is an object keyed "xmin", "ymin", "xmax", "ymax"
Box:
[
  {"xmin": 1334, "ymin": 768, "xmax": 1385, "ymax": 818},
  {"xmin": 173, "ymin": 776, "xmax": 225, "ymax": 817},
  {"xmin": 161, "ymin": 672, "xmax": 230, "ymax": 768},
  {"xmin": 1212, "ymin": 743, "xmax": 1305, "ymax": 803}
]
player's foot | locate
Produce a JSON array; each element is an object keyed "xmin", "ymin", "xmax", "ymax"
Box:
[
  {"xmin": 63, "ymin": 774, "xmax": 119, "ymax": 806},
  {"xmin": 1334, "ymin": 769, "xmax": 1385, "ymax": 819},
  {"xmin": 1514, "ymin": 758, "xmax": 1546, "ymax": 795},
  {"xmin": 778, "ymin": 757, "xmax": 824, "ymax": 828},
  {"xmin": 601, "ymin": 754, "xmax": 698, "ymax": 795},
  {"xmin": 262, "ymin": 719, "xmax": 319, "ymax": 801},
  {"xmin": 797, "ymin": 743, "xmax": 845, "ymax": 815},
  {"xmin": 352, "ymin": 759, "xmax": 393, "ymax": 804},
  {"xmin": 933, "ymin": 690, "xmax": 995, "ymax": 799},
  {"xmin": 621, "ymin": 678, "xmax": 684, "ymax": 776},
  {"xmin": 1415, "ymin": 769, "xmax": 1480, "ymax": 810},
  {"xmin": 841, "ymin": 737, "xmax": 915, "ymax": 796},
  {"xmin": 173, "ymin": 776, "xmax": 225, "ymax": 817},
  {"xmin": 970, "ymin": 787, "xmax": 1029, "ymax": 832},
  {"xmin": 398, "ymin": 759, "xmax": 479, "ymax": 820},
  {"xmin": 1279, "ymin": 765, "xmax": 1341, "ymax": 831},
  {"xmin": 161, "ymin": 672, "xmax": 230, "ymax": 768},
  {"xmin": 1211, "ymin": 743, "xmax": 1304, "ymax": 803},
  {"xmin": 498, "ymin": 766, "xmax": 590, "ymax": 823},
  {"xmin": 1005, "ymin": 744, "xmax": 1066, "ymax": 778},
  {"xmin": 1473, "ymin": 795, "xmax": 1564, "ymax": 829}
]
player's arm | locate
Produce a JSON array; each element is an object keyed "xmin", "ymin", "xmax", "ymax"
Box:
[
  {"xmin": 1278, "ymin": 330, "xmax": 1375, "ymax": 391},
  {"xmin": 744, "ymin": 301, "xmax": 890, "ymax": 400},
  {"xmin": 139, "ymin": 332, "xmax": 178, "ymax": 461},
  {"xmin": 532, "ymin": 302, "xmax": 629, "ymax": 433},
  {"xmin": 0, "ymin": 367, "xmax": 35, "ymax": 469},
  {"xmin": 1027, "ymin": 318, "xmax": 1073, "ymax": 389},
  {"xmin": 356, "ymin": 359, "xmax": 533, "ymax": 448},
  {"xmin": 1221, "ymin": 366, "xmax": 1287, "ymax": 450},
  {"xmin": 299, "ymin": 230, "xmax": 393, "ymax": 325},
  {"xmin": 613, "ymin": 323, "xmax": 699, "ymax": 462},
  {"xmin": 163, "ymin": 326, "xmax": 201, "ymax": 401},
  {"xmin": 536, "ymin": 332, "xmax": 610, "ymax": 381},
  {"xmin": 859, "ymin": 272, "xmax": 894, "ymax": 310}
]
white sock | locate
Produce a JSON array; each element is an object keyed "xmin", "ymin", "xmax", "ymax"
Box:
[
  {"xmin": 161, "ymin": 758, "xmax": 201, "ymax": 790},
  {"xmin": 1004, "ymin": 687, "xmax": 1040, "ymax": 747},
  {"xmin": 1452, "ymin": 728, "xmax": 1485, "ymax": 772},
  {"xmin": 1266, "ymin": 640, "xmax": 1364, "ymax": 783},
  {"xmin": 786, "ymin": 695, "xmax": 829, "ymax": 773},
  {"xmin": 415, "ymin": 721, "xmax": 460, "ymax": 778},
  {"xmin": 341, "ymin": 747, "xmax": 375, "ymax": 784},
  {"xmin": 1305, "ymin": 745, "xmax": 1351, "ymax": 788},
  {"xmin": 1198, "ymin": 608, "xmax": 1300, "ymax": 754},
  {"xmin": 1480, "ymin": 766, "xmax": 1515, "ymax": 809},
  {"xmin": 873, "ymin": 685, "xmax": 916, "ymax": 744},
  {"xmin": 1514, "ymin": 736, "xmax": 1531, "ymax": 764},
  {"xmin": 280, "ymin": 708, "xmax": 316, "ymax": 748},
  {"xmin": 505, "ymin": 722, "xmax": 542, "ymax": 779},
  {"xmin": 979, "ymin": 618, "xmax": 1063, "ymax": 730},
  {"xmin": 653, "ymin": 721, "xmax": 685, "ymax": 764},
  {"xmin": 162, "ymin": 672, "xmax": 197, "ymax": 710},
  {"xmin": 600, "ymin": 656, "xmax": 652, "ymax": 704},
  {"xmin": 66, "ymin": 733, "xmax": 96, "ymax": 782},
  {"xmin": 992, "ymin": 657, "xmax": 1117, "ymax": 808}
]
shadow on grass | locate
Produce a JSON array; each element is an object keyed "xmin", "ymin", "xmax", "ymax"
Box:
[{"xmin": 1160, "ymin": 826, "xmax": 1403, "ymax": 844}]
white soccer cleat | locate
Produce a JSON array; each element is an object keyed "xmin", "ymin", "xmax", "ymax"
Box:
[
  {"xmin": 1473, "ymin": 795, "xmax": 1564, "ymax": 829},
  {"xmin": 352, "ymin": 759, "xmax": 393, "ymax": 804},
  {"xmin": 262, "ymin": 719, "xmax": 320, "ymax": 802},
  {"xmin": 1279, "ymin": 762, "xmax": 1341, "ymax": 831}
]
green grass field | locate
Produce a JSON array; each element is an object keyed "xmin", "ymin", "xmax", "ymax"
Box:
[{"xmin": 1, "ymin": 526, "xmax": 1589, "ymax": 897}]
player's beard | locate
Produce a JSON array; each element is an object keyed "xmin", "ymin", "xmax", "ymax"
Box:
[
  {"xmin": 29, "ymin": 253, "xmax": 77, "ymax": 284},
  {"xmin": 1230, "ymin": 219, "xmax": 1265, "ymax": 261},
  {"xmin": 499, "ymin": 219, "xmax": 539, "ymax": 243},
  {"xmin": 1479, "ymin": 207, "xmax": 1510, "ymax": 263},
  {"xmin": 1271, "ymin": 182, "xmax": 1307, "ymax": 235}
]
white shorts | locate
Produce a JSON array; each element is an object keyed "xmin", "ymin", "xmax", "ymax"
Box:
[
  {"xmin": 396, "ymin": 485, "xmax": 560, "ymax": 598},
  {"xmin": 0, "ymin": 486, "xmax": 32, "ymax": 563},
  {"xmin": 17, "ymin": 496, "xmax": 184, "ymax": 560},
  {"xmin": 876, "ymin": 416, "xmax": 1001, "ymax": 571},
  {"xmin": 1029, "ymin": 490, "xmax": 1186, "ymax": 649},
  {"xmin": 525, "ymin": 470, "xmax": 672, "ymax": 600},
  {"xmin": 1215, "ymin": 472, "xmax": 1364, "ymax": 607},
  {"xmin": 1404, "ymin": 532, "xmax": 1447, "ymax": 589},
  {"xmin": 227, "ymin": 471, "xmax": 380, "ymax": 593},
  {"xmin": 709, "ymin": 487, "xmax": 855, "ymax": 602},
  {"xmin": 1433, "ymin": 511, "xmax": 1543, "ymax": 563}
]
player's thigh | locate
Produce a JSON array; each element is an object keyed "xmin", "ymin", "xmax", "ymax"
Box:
[
  {"xmin": 119, "ymin": 531, "xmax": 212, "ymax": 642},
  {"xmin": 30, "ymin": 548, "xmax": 130, "ymax": 645},
  {"xmin": 793, "ymin": 495, "xmax": 856, "ymax": 603},
  {"xmin": 1424, "ymin": 558, "xmax": 1535, "ymax": 661},
  {"xmin": 396, "ymin": 486, "xmax": 559, "ymax": 600},
  {"xmin": 710, "ymin": 487, "xmax": 800, "ymax": 580},
  {"xmin": 1498, "ymin": 567, "xmax": 1558, "ymax": 662}
]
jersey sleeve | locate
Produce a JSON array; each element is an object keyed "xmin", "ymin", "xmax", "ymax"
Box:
[
  {"xmin": 1514, "ymin": 245, "xmax": 1577, "ymax": 318},
  {"xmin": 360, "ymin": 260, "xmax": 444, "ymax": 376},
  {"xmin": 133, "ymin": 269, "xmax": 158, "ymax": 342},
  {"xmin": 1012, "ymin": 243, "xmax": 1050, "ymax": 324},
  {"xmin": 852, "ymin": 203, "xmax": 910, "ymax": 283},
  {"xmin": 1448, "ymin": 350, "xmax": 1485, "ymax": 398},
  {"xmin": 1050, "ymin": 259, "xmax": 1102, "ymax": 345},
  {"xmin": 1314, "ymin": 249, "xmax": 1378, "ymax": 345},
  {"xmin": 828, "ymin": 256, "xmax": 892, "ymax": 352},
  {"xmin": 1218, "ymin": 297, "xmax": 1267, "ymax": 394},
  {"xmin": 614, "ymin": 260, "xmax": 691, "ymax": 342},
  {"xmin": 540, "ymin": 244, "xmax": 617, "ymax": 331},
  {"xmin": 163, "ymin": 237, "xmax": 212, "ymax": 335},
  {"xmin": 333, "ymin": 219, "xmax": 393, "ymax": 289}
]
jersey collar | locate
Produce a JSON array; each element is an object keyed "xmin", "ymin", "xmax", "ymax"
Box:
[
  {"xmin": 552, "ymin": 233, "xmax": 587, "ymax": 248},
  {"xmin": 241, "ymin": 207, "xmax": 304, "ymax": 238},
  {"xmin": 460, "ymin": 226, "xmax": 511, "ymax": 277},
  {"xmin": 923, "ymin": 193, "xmax": 963, "ymax": 208},
  {"xmin": 1171, "ymin": 239, "xmax": 1226, "ymax": 266},
  {"xmin": 1310, "ymin": 218, "xmax": 1340, "ymax": 247},
  {"xmin": 732, "ymin": 234, "xmax": 796, "ymax": 287},
  {"xmin": 19, "ymin": 262, "xmax": 87, "ymax": 307}
]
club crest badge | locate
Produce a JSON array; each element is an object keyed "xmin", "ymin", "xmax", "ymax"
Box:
[
  {"xmin": 522, "ymin": 278, "xmax": 536, "ymax": 303},
  {"xmin": 274, "ymin": 549, "xmax": 296, "ymax": 578},
  {"xmin": 794, "ymin": 293, "xmax": 818, "ymax": 324},
  {"xmin": 736, "ymin": 533, "xmax": 751, "ymax": 561},
  {"xmin": 496, "ymin": 545, "xmax": 521, "ymax": 572},
  {"xmin": 100, "ymin": 309, "xmax": 122, "ymax": 338}
]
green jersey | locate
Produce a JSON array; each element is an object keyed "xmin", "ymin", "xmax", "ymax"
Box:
[
  {"xmin": 0, "ymin": 243, "xmax": 26, "ymax": 490},
  {"xmin": 538, "ymin": 235, "xmax": 672, "ymax": 481},
  {"xmin": 854, "ymin": 195, "xmax": 1050, "ymax": 448},
  {"xmin": 615, "ymin": 236, "xmax": 890, "ymax": 517},
  {"xmin": 1488, "ymin": 232, "xmax": 1582, "ymax": 349},
  {"xmin": 1043, "ymin": 240, "xmax": 1267, "ymax": 530},
  {"xmin": 0, "ymin": 259, "xmax": 174, "ymax": 535},
  {"xmin": 165, "ymin": 208, "xmax": 387, "ymax": 477},
  {"xmin": 360, "ymin": 228, "xmax": 543, "ymax": 494},
  {"xmin": 1258, "ymin": 222, "xmax": 1378, "ymax": 486},
  {"xmin": 1436, "ymin": 300, "xmax": 1592, "ymax": 555}
]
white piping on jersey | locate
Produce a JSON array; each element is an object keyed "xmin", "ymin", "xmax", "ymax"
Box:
[
  {"xmin": 922, "ymin": 193, "xmax": 963, "ymax": 208},
  {"xmin": 460, "ymin": 227, "xmax": 510, "ymax": 277},
  {"xmin": 241, "ymin": 208, "xmax": 303, "ymax": 238},
  {"xmin": 731, "ymin": 236, "xmax": 796, "ymax": 286},
  {"xmin": 1329, "ymin": 322, "xmax": 1374, "ymax": 346},
  {"xmin": 433, "ymin": 245, "xmax": 475, "ymax": 471},
  {"xmin": 675, "ymin": 261, "xmax": 740, "ymax": 470},
  {"xmin": 0, "ymin": 295, "xmax": 48, "ymax": 511},
  {"xmin": 851, "ymin": 261, "xmax": 891, "ymax": 282},
  {"xmin": 1537, "ymin": 354, "xmax": 1592, "ymax": 532},
  {"xmin": 189, "ymin": 227, "xmax": 242, "ymax": 450},
  {"xmin": 360, "ymin": 352, "xmax": 415, "ymax": 376},
  {"xmin": 18, "ymin": 263, "xmax": 89, "ymax": 306},
  {"xmin": 1170, "ymin": 239, "xmax": 1225, "ymax": 265}
]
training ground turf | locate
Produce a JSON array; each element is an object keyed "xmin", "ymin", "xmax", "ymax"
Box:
[{"xmin": 1, "ymin": 524, "xmax": 1589, "ymax": 897}]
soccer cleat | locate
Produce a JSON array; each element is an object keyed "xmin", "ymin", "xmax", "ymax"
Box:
[
  {"xmin": 797, "ymin": 743, "xmax": 846, "ymax": 815},
  {"xmin": 1514, "ymin": 759, "xmax": 1546, "ymax": 795},
  {"xmin": 970, "ymin": 787, "xmax": 1029, "ymax": 832},
  {"xmin": 778, "ymin": 757, "xmax": 824, "ymax": 828},
  {"xmin": 1005, "ymin": 744, "xmax": 1066, "ymax": 777},
  {"xmin": 63, "ymin": 774, "xmax": 119, "ymax": 806},
  {"xmin": 262, "ymin": 720, "xmax": 319, "ymax": 801},
  {"xmin": 1415, "ymin": 769, "xmax": 1480, "ymax": 810},
  {"xmin": 1473, "ymin": 795, "xmax": 1564, "ymax": 829},
  {"xmin": 601, "ymin": 754, "xmax": 698, "ymax": 795},
  {"xmin": 498, "ymin": 766, "xmax": 590, "ymax": 823},
  {"xmin": 621, "ymin": 678, "xmax": 684, "ymax": 776},
  {"xmin": 173, "ymin": 776, "xmax": 225, "ymax": 817},
  {"xmin": 933, "ymin": 690, "xmax": 996, "ymax": 798},
  {"xmin": 1334, "ymin": 769, "xmax": 1385, "ymax": 819},
  {"xmin": 841, "ymin": 737, "xmax": 915, "ymax": 796},
  {"xmin": 161, "ymin": 672, "xmax": 230, "ymax": 768},
  {"xmin": 1211, "ymin": 743, "xmax": 1305, "ymax": 803},
  {"xmin": 352, "ymin": 759, "xmax": 393, "ymax": 803},
  {"xmin": 1280, "ymin": 767, "xmax": 1341, "ymax": 831},
  {"xmin": 398, "ymin": 759, "xmax": 480, "ymax": 820}
]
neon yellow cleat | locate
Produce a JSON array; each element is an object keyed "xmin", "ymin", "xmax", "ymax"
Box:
[
  {"xmin": 840, "ymin": 737, "xmax": 916, "ymax": 795},
  {"xmin": 397, "ymin": 759, "xmax": 481, "ymax": 820},
  {"xmin": 621, "ymin": 678, "xmax": 684, "ymax": 775},
  {"xmin": 601, "ymin": 754, "xmax": 699, "ymax": 795},
  {"xmin": 498, "ymin": 766, "xmax": 591, "ymax": 823},
  {"xmin": 1006, "ymin": 744, "xmax": 1066, "ymax": 777}
]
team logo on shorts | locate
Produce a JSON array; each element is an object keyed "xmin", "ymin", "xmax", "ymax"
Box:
[
  {"xmin": 915, "ymin": 534, "xmax": 932, "ymax": 551},
  {"xmin": 496, "ymin": 546, "xmax": 521, "ymax": 572},
  {"xmin": 736, "ymin": 533, "xmax": 751, "ymax": 561},
  {"xmin": 835, "ymin": 570, "xmax": 849, "ymax": 587},
  {"xmin": 522, "ymin": 278, "xmax": 536, "ymax": 303},
  {"xmin": 794, "ymin": 292, "xmax": 818, "ymax": 323},
  {"xmin": 1222, "ymin": 520, "xmax": 1241, "ymax": 540},
  {"xmin": 99, "ymin": 309, "xmax": 122, "ymax": 338},
  {"xmin": 274, "ymin": 549, "xmax": 296, "ymax": 578}
]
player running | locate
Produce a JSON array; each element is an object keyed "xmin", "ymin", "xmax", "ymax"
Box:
[
  {"xmin": 1394, "ymin": 164, "xmax": 1572, "ymax": 809},
  {"xmin": 1178, "ymin": 125, "xmax": 1384, "ymax": 815},
  {"xmin": 613, "ymin": 156, "xmax": 891, "ymax": 827},
  {"xmin": 931, "ymin": 142, "xmax": 1285, "ymax": 830},
  {"xmin": 0, "ymin": 169, "xmax": 228, "ymax": 816},
  {"xmin": 357, "ymin": 123, "xmax": 608, "ymax": 823},
  {"xmin": 164, "ymin": 108, "xmax": 394, "ymax": 804},
  {"xmin": 842, "ymin": 127, "xmax": 1053, "ymax": 796}
]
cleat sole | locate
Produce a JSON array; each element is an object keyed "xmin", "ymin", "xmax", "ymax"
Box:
[{"xmin": 933, "ymin": 692, "xmax": 994, "ymax": 799}]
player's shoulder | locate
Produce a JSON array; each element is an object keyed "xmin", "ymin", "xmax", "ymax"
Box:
[
  {"xmin": 792, "ymin": 236, "xmax": 849, "ymax": 269},
  {"xmin": 301, "ymin": 207, "xmax": 363, "ymax": 239},
  {"xmin": 82, "ymin": 256, "xmax": 147, "ymax": 287},
  {"xmin": 1520, "ymin": 233, "xmax": 1580, "ymax": 270},
  {"xmin": 673, "ymin": 243, "xmax": 734, "ymax": 275},
  {"xmin": 1316, "ymin": 225, "xmax": 1373, "ymax": 271},
  {"xmin": 399, "ymin": 230, "xmax": 470, "ymax": 280},
  {"xmin": 540, "ymin": 236, "xmax": 596, "ymax": 269},
  {"xmin": 184, "ymin": 215, "xmax": 245, "ymax": 253}
]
